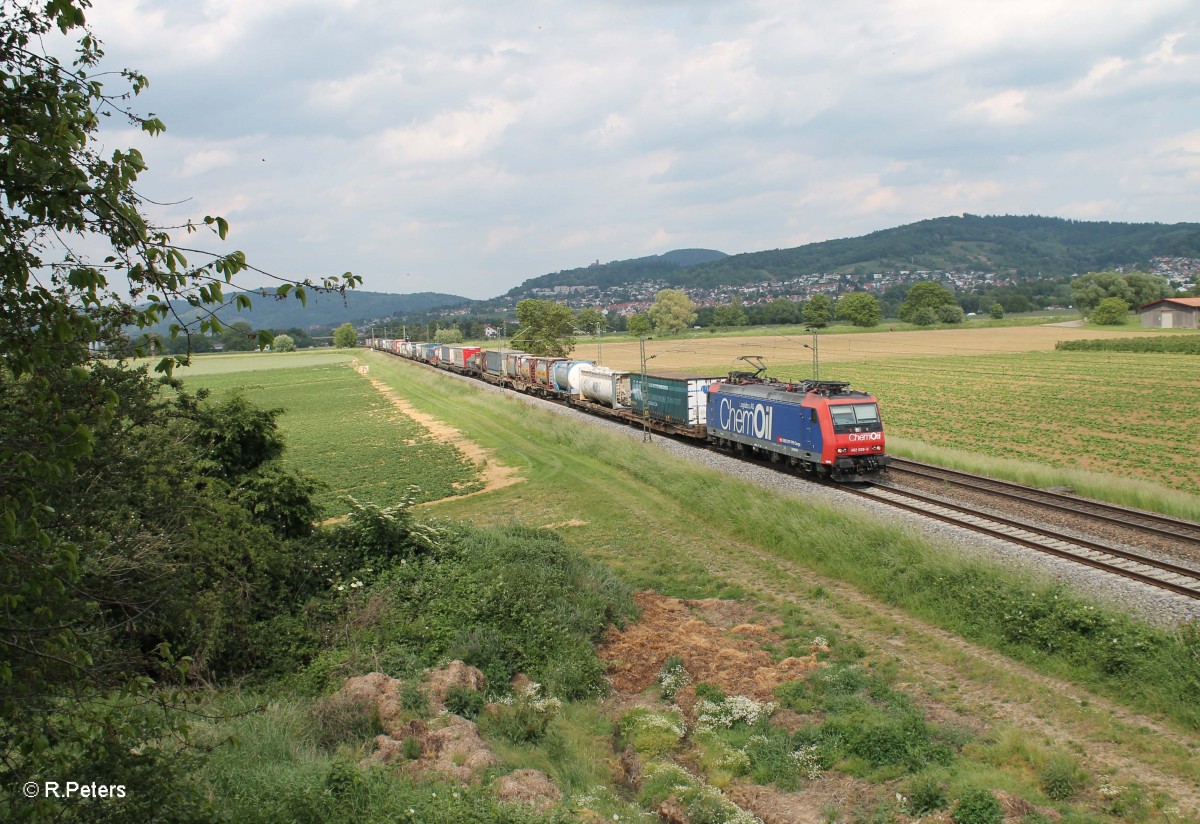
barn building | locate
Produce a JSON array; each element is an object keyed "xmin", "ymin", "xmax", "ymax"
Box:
[{"xmin": 1137, "ymin": 297, "xmax": 1200, "ymax": 329}]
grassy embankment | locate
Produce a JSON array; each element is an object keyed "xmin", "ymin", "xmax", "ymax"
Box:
[
  {"xmin": 184, "ymin": 351, "xmax": 1199, "ymax": 822},
  {"xmin": 366, "ymin": 353, "xmax": 1199, "ymax": 729}
]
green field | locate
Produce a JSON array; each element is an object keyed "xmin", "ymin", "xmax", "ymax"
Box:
[
  {"xmin": 180, "ymin": 356, "xmax": 482, "ymax": 515},
  {"xmin": 165, "ymin": 349, "xmax": 356, "ymax": 374},
  {"xmin": 774, "ymin": 350, "xmax": 1200, "ymax": 498}
]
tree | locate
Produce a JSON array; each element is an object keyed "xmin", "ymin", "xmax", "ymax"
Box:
[
  {"xmin": 836, "ymin": 293, "xmax": 881, "ymax": 327},
  {"xmin": 756, "ymin": 298, "xmax": 803, "ymax": 325},
  {"xmin": 1090, "ymin": 297, "xmax": 1130, "ymax": 325},
  {"xmin": 802, "ymin": 294, "xmax": 834, "ymax": 328},
  {"xmin": 333, "ymin": 322, "xmax": 358, "ymax": 347},
  {"xmin": 221, "ymin": 319, "xmax": 259, "ymax": 351},
  {"xmin": 512, "ymin": 299, "xmax": 576, "ymax": 356},
  {"xmin": 272, "ymin": 334, "xmax": 296, "ymax": 352},
  {"xmin": 1122, "ymin": 272, "xmax": 1171, "ymax": 307},
  {"xmin": 575, "ymin": 307, "xmax": 607, "ymax": 334},
  {"xmin": 898, "ymin": 282, "xmax": 958, "ymax": 323},
  {"xmin": 1070, "ymin": 270, "xmax": 1133, "ymax": 312},
  {"xmin": 911, "ymin": 306, "xmax": 939, "ymax": 326},
  {"xmin": 989, "ymin": 303, "xmax": 1005, "ymax": 320},
  {"xmin": 647, "ymin": 289, "xmax": 697, "ymax": 334},
  {"xmin": 1, "ymin": 2, "xmax": 356, "ymax": 814},
  {"xmin": 711, "ymin": 303, "xmax": 748, "ymax": 327},
  {"xmin": 627, "ymin": 313, "xmax": 653, "ymax": 337},
  {"xmin": 433, "ymin": 327, "xmax": 463, "ymax": 344},
  {"xmin": 937, "ymin": 304, "xmax": 965, "ymax": 323}
]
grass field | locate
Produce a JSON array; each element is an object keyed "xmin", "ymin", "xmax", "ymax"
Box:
[
  {"xmin": 179, "ymin": 355, "xmax": 482, "ymax": 515},
  {"xmin": 164, "ymin": 349, "xmax": 356, "ymax": 374},
  {"xmin": 776, "ymin": 350, "xmax": 1200, "ymax": 498}
]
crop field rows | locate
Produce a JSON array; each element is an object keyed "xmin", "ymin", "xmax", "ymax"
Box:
[
  {"xmin": 770, "ymin": 351, "xmax": 1200, "ymax": 494},
  {"xmin": 183, "ymin": 360, "xmax": 482, "ymax": 515}
]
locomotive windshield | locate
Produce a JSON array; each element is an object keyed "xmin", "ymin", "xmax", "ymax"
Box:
[{"xmin": 830, "ymin": 403, "xmax": 882, "ymax": 433}]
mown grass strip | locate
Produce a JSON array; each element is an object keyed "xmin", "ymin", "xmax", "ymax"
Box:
[{"xmin": 182, "ymin": 361, "xmax": 482, "ymax": 516}]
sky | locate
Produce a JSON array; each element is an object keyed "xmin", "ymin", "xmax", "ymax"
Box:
[{"xmin": 78, "ymin": 0, "xmax": 1200, "ymax": 300}]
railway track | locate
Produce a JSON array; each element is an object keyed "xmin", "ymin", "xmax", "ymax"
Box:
[
  {"xmin": 377, "ymin": 350, "xmax": 1200, "ymax": 602},
  {"xmin": 887, "ymin": 457, "xmax": 1200, "ymax": 548},
  {"xmin": 838, "ymin": 483, "xmax": 1200, "ymax": 601}
]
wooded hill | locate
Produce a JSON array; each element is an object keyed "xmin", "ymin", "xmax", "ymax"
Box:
[
  {"xmin": 506, "ymin": 215, "xmax": 1200, "ymax": 295},
  {"xmin": 506, "ymin": 248, "xmax": 728, "ymax": 294},
  {"xmin": 145, "ymin": 290, "xmax": 467, "ymax": 335}
]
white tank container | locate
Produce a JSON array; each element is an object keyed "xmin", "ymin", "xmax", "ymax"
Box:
[{"xmin": 579, "ymin": 366, "xmax": 633, "ymax": 408}]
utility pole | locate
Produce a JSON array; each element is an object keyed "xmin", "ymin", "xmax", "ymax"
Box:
[
  {"xmin": 803, "ymin": 325, "xmax": 820, "ymax": 380},
  {"xmin": 639, "ymin": 336, "xmax": 654, "ymax": 442}
]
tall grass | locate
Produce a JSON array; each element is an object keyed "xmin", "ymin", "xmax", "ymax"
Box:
[
  {"xmin": 195, "ymin": 698, "xmax": 573, "ymax": 823},
  {"xmin": 886, "ymin": 437, "xmax": 1200, "ymax": 522}
]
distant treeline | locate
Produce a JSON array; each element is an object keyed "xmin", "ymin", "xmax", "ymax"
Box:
[{"xmin": 1056, "ymin": 337, "xmax": 1200, "ymax": 354}]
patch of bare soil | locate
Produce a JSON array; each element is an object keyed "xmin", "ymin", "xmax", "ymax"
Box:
[
  {"xmin": 335, "ymin": 671, "xmax": 406, "ymax": 735},
  {"xmin": 369, "ymin": 715, "xmax": 499, "ymax": 783},
  {"xmin": 424, "ymin": 659, "xmax": 487, "ymax": 713},
  {"xmin": 726, "ymin": 775, "xmax": 871, "ymax": 824},
  {"xmin": 335, "ymin": 662, "xmax": 500, "ymax": 783},
  {"xmin": 349, "ymin": 359, "xmax": 523, "ymax": 503},
  {"xmin": 599, "ymin": 591, "xmax": 822, "ymax": 715},
  {"xmin": 495, "ymin": 770, "xmax": 562, "ymax": 811}
]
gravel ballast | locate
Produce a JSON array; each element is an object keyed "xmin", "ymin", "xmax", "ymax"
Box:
[{"xmin": 421, "ymin": 363, "xmax": 1200, "ymax": 627}]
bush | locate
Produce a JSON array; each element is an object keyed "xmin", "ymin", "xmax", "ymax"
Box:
[
  {"xmin": 1056, "ymin": 336, "xmax": 1200, "ymax": 354},
  {"xmin": 311, "ymin": 692, "xmax": 385, "ymax": 751},
  {"xmin": 911, "ymin": 307, "xmax": 938, "ymax": 326},
  {"xmin": 657, "ymin": 655, "xmax": 691, "ymax": 700},
  {"xmin": 444, "ymin": 684, "xmax": 486, "ymax": 719},
  {"xmin": 937, "ymin": 304, "xmax": 965, "ymax": 324},
  {"xmin": 479, "ymin": 681, "xmax": 562, "ymax": 743},
  {"xmin": 988, "ymin": 303, "xmax": 1004, "ymax": 319},
  {"xmin": 905, "ymin": 774, "xmax": 948, "ymax": 815},
  {"xmin": 953, "ymin": 789, "xmax": 1003, "ymax": 824},
  {"xmin": 1090, "ymin": 297, "xmax": 1129, "ymax": 325}
]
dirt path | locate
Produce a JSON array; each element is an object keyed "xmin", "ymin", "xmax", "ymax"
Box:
[{"xmin": 350, "ymin": 360, "xmax": 523, "ymax": 505}]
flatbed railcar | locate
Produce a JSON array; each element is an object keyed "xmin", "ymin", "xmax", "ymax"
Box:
[{"xmin": 364, "ymin": 340, "xmax": 889, "ymax": 482}]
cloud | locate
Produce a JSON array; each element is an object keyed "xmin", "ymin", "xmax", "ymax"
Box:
[
  {"xmin": 66, "ymin": 0, "xmax": 1200, "ymax": 298},
  {"xmin": 180, "ymin": 148, "xmax": 238, "ymax": 177},
  {"xmin": 963, "ymin": 90, "xmax": 1033, "ymax": 124}
]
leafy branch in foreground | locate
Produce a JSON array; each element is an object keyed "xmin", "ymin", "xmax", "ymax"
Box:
[{"xmin": 1, "ymin": 1, "xmax": 356, "ymax": 818}]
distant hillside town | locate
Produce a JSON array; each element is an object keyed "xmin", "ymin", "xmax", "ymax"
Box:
[{"xmin": 433, "ymin": 256, "xmax": 1199, "ymax": 320}]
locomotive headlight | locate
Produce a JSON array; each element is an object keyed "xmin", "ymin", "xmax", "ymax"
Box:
[
  {"xmin": 872, "ymin": 445, "xmax": 882, "ymax": 451},
  {"xmin": 836, "ymin": 447, "xmax": 848, "ymax": 454}
]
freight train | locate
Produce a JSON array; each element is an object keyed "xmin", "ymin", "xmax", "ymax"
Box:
[{"xmin": 366, "ymin": 340, "xmax": 889, "ymax": 483}]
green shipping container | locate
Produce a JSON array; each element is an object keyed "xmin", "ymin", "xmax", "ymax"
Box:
[{"xmin": 629, "ymin": 371, "xmax": 724, "ymax": 428}]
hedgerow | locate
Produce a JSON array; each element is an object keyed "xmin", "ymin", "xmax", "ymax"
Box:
[{"xmin": 1056, "ymin": 336, "xmax": 1200, "ymax": 354}]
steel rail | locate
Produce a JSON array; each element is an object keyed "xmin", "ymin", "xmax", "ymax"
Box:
[
  {"xmin": 844, "ymin": 484, "xmax": 1200, "ymax": 600},
  {"xmin": 887, "ymin": 458, "xmax": 1200, "ymax": 546}
]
